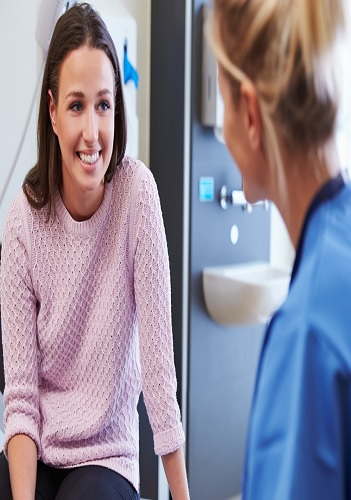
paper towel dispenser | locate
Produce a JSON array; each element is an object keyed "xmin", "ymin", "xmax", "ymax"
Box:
[{"xmin": 201, "ymin": 5, "xmax": 223, "ymax": 129}]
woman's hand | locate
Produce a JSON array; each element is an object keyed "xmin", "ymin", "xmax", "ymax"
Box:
[
  {"xmin": 8, "ymin": 434, "xmax": 37, "ymax": 500},
  {"xmin": 161, "ymin": 447, "xmax": 190, "ymax": 499}
]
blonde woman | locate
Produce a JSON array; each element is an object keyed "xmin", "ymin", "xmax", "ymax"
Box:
[{"xmin": 210, "ymin": 0, "xmax": 350, "ymax": 498}]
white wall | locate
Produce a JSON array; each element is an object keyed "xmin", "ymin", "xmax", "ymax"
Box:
[
  {"xmin": 0, "ymin": 0, "xmax": 41, "ymax": 239},
  {"xmin": 270, "ymin": 206, "xmax": 295, "ymax": 269},
  {"xmin": 0, "ymin": 0, "xmax": 151, "ymax": 240}
]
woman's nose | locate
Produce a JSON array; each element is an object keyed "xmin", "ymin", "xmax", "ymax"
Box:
[{"xmin": 82, "ymin": 109, "xmax": 99, "ymax": 144}]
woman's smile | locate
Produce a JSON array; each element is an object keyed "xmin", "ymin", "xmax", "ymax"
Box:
[
  {"xmin": 77, "ymin": 150, "xmax": 100, "ymax": 165},
  {"xmin": 76, "ymin": 150, "xmax": 102, "ymax": 173}
]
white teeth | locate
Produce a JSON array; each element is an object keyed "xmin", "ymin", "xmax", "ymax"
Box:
[{"xmin": 78, "ymin": 152, "xmax": 99, "ymax": 164}]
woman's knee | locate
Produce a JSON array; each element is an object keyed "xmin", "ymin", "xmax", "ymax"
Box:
[
  {"xmin": 56, "ymin": 465, "xmax": 139, "ymax": 500},
  {"xmin": 0, "ymin": 453, "xmax": 60, "ymax": 500}
]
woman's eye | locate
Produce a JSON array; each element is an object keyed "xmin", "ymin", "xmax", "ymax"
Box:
[
  {"xmin": 99, "ymin": 100, "xmax": 110, "ymax": 111},
  {"xmin": 70, "ymin": 102, "xmax": 83, "ymax": 112}
]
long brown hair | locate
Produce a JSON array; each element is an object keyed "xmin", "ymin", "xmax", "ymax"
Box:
[{"xmin": 23, "ymin": 2, "xmax": 127, "ymax": 217}]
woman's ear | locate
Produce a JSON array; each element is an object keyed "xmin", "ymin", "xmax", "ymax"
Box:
[
  {"xmin": 48, "ymin": 90, "xmax": 57, "ymax": 135},
  {"xmin": 240, "ymin": 80, "xmax": 262, "ymax": 151}
]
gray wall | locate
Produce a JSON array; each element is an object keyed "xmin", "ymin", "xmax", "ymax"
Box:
[{"xmin": 150, "ymin": 1, "xmax": 270, "ymax": 499}]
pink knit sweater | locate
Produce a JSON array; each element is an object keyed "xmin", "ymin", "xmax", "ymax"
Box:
[{"xmin": 0, "ymin": 156, "xmax": 184, "ymax": 491}]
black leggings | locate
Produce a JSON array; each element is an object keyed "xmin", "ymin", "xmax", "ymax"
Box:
[{"xmin": 0, "ymin": 452, "xmax": 139, "ymax": 500}]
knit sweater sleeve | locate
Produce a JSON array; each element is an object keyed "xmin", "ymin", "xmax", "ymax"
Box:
[
  {"xmin": 132, "ymin": 164, "xmax": 185, "ymax": 456},
  {"xmin": 0, "ymin": 195, "xmax": 40, "ymax": 456}
]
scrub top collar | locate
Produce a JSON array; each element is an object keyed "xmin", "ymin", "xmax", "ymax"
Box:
[{"xmin": 290, "ymin": 172, "xmax": 346, "ymax": 285}]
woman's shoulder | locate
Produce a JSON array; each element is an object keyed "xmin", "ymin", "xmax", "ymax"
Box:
[
  {"xmin": 4, "ymin": 189, "xmax": 29, "ymax": 227},
  {"xmin": 118, "ymin": 155, "xmax": 149, "ymax": 178},
  {"xmin": 113, "ymin": 155, "xmax": 155, "ymax": 192},
  {"xmin": 4, "ymin": 189, "xmax": 51, "ymax": 248}
]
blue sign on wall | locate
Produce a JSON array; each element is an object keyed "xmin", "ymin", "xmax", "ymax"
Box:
[{"xmin": 199, "ymin": 176, "xmax": 214, "ymax": 202}]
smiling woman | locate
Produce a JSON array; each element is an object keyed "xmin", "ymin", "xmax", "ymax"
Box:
[
  {"xmin": 22, "ymin": 2, "xmax": 126, "ymax": 221},
  {"xmin": 0, "ymin": 3, "xmax": 189, "ymax": 500},
  {"xmin": 48, "ymin": 46, "xmax": 115, "ymax": 221}
]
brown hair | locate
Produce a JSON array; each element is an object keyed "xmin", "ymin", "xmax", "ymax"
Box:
[
  {"xmin": 23, "ymin": 2, "xmax": 127, "ymax": 216},
  {"xmin": 210, "ymin": 0, "xmax": 345, "ymax": 170}
]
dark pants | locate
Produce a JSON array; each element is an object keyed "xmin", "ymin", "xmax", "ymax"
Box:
[{"xmin": 0, "ymin": 452, "xmax": 139, "ymax": 500}]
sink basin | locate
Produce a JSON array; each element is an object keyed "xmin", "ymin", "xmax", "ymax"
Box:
[{"xmin": 203, "ymin": 261, "xmax": 291, "ymax": 325}]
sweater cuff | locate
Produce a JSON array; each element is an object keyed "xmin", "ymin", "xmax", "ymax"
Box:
[
  {"xmin": 3, "ymin": 414, "xmax": 40, "ymax": 459},
  {"xmin": 154, "ymin": 422, "xmax": 185, "ymax": 456}
]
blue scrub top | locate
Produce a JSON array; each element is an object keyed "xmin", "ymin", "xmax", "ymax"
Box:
[{"xmin": 243, "ymin": 174, "xmax": 351, "ymax": 500}]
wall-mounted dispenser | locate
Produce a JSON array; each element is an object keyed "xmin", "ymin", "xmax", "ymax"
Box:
[{"xmin": 201, "ymin": 5, "xmax": 224, "ymax": 143}]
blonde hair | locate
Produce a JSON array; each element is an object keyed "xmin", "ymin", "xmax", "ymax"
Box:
[{"xmin": 210, "ymin": 0, "xmax": 345, "ymax": 173}]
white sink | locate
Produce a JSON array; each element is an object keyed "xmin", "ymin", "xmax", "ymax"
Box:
[{"xmin": 203, "ymin": 261, "xmax": 291, "ymax": 325}]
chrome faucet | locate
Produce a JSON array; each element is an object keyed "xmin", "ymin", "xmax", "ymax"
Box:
[{"xmin": 219, "ymin": 185, "xmax": 269, "ymax": 212}]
